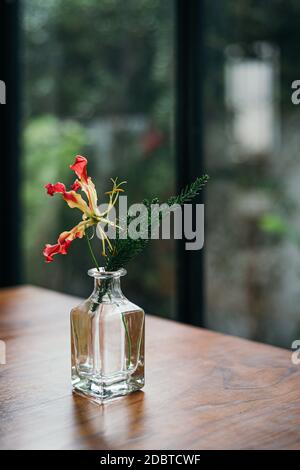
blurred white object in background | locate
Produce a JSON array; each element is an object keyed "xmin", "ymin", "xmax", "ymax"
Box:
[{"xmin": 225, "ymin": 42, "xmax": 280, "ymax": 158}]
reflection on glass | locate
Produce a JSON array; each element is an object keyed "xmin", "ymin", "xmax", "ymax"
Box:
[{"xmin": 205, "ymin": 0, "xmax": 300, "ymax": 347}]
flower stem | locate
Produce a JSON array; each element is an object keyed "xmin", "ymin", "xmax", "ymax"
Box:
[
  {"xmin": 85, "ymin": 232, "xmax": 131, "ymax": 363},
  {"xmin": 85, "ymin": 233, "xmax": 100, "ymax": 271},
  {"xmin": 122, "ymin": 313, "xmax": 132, "ymax": 369}
]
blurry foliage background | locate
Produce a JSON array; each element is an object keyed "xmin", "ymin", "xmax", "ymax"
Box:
[
  {"xmin": 23, "ymin": 0, "xmax": 300, "ymax": 346},
  {"xmin": 22, "ymin": 0, "xmax": 175, "ymax": 317},
  {"xmin": 204, "ymin": 0, "xmax": 300, "ymax": 346}
]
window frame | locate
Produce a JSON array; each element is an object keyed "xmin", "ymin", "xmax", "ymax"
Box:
[
  {"xmin": 0, "ymin": 0, "xmax": 22, "ymax": 287},
  {"xmin": 175, "ymin": 0, "xmax": 205, "ymax": 326}
]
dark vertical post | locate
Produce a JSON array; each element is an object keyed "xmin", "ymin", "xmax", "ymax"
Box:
[
  {"xmin": 175, "ymin": 0, "xmax": 205, "ymax": 326},
  {"xmin": 0, "ymin": 0, "xmax": 22, "ymax": 286}
]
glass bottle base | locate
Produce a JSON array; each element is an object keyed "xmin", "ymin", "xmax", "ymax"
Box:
[{"xmin": 72, "ymin": 376, "xmax": 144, "ymax": 403}]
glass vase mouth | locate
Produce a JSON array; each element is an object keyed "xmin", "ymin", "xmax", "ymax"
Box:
[{"xmin": 88, "ymin": 267, "xmax": 127, "ymax": 279}]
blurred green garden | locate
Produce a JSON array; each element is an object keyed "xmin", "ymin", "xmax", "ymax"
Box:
[
  {"xmin": 22, "ymin": 0, "xmax": 300, "ymax": 345},
  {"xmin": 22, "ymin": 0, "xmax": 175, "ymax": 316}
]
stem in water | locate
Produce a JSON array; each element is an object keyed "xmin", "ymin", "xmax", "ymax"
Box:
[
  {"xmin": 122, "ymin": 313, "xmax": 132, "ymax": 369},
  {"xmin": 85, "ymin": 233, "xmax": 100, "ymax": 271}
]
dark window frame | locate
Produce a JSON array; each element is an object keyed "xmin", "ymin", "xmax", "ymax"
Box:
[
  {"xmin": 175, "ymin": 0, "xmax": 205, "ymax": 326},
  {"xmin": 0, "ymin": 0, "xmax": 22, "ymax": 287}
]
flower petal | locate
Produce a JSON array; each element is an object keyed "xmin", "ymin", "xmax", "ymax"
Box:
[
  {"xmin": 43, "ymin": 243, "xmax": 61, "ymax": 263},
  {"xmin": 43, "ymin": 222, "xmax": 87, "ymax": 263},
  {"xmin": 62, "ymin": 190, "xmax": 90, "ymax": 213},
  {"xmin": 45, "ymin": 182, "xmax": 66, "ymax": 196},
  {"xmin": 71, "ymin": 179, "xmax": 81, "ymax": 191},
  {"xmin": 82, "ymin": 178, "xmax": 99, "ymax": 214},
  {"xmin": 45, "ymin": 181, "xmax": 91, "ymax": 215},
  {"xmin": 70, "ymin": 155, "xmax": 88, "ymax": 183},
  {"xmin": 69, "ymin": 156, "xmax": 100, "ymax": 214}
]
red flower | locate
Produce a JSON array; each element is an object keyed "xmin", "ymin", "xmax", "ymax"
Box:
[
  {"xmin": 69, "ymin": 155, "xmax": 99, "ymax": 213},
  {"xmin": 70, "ymin": 155, "xmax": 88, "ymax": 183},
  {"xmin": 43, "ymin": 155, "xmax": 126, "ymax": 262},
  {"xmin": 45, "ymin": 182, "xmax": 66, "ymax": 196},
  {"xmin": 71, "ymin": 180, "xmax": 81, "ymax": 191},
  {"xmin": 43, "ymin": 223, "xmax": 86, "ymax": 263},
  {"xmin": 43, "ymin": 243, "xmax": 61, "ymax": 263},
  {"xmin": 44, "ymin": 182, "xmax": 91, "ymax": 215}
]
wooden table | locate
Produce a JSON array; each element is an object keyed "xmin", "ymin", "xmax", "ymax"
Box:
[{"xmin": 0, "ymin": 286, "xmax": 300, "ymax": 450}]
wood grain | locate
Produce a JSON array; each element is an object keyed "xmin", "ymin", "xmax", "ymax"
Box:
[{"xmin": 0, "ymin": 286, "xmax": 299, "ymax": 450}]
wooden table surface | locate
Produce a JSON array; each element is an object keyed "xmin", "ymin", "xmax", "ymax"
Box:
[{"xmin": 0, "ymin": 286, "xmax": 300, "ymax": 450}]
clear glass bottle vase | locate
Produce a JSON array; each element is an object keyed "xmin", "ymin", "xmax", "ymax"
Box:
[{"xmin": 71, "ymin": 268, "xmax": 145, "ymax": 403}]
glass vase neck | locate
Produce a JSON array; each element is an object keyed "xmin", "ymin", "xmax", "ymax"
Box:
[
  {"xmin": 88, "ymin": 267, "xmax": 126, "ymax": 301},
  {"xmin": 88, "ymin": 267, "xmax": 127, "ymax": 280}
]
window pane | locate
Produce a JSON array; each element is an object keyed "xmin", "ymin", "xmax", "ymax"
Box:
[
  {"xmin": 204, "ymin": 0, "xmax": 300, "ymax": 346},
  {"xmin": 22, "ymin": 0, "xmax": 175, "ymax": 318}
]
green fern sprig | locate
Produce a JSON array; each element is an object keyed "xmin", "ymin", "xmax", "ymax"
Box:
[
  {"xmin": 104, "ymin": 174, "xmax": 209, "ymax": 271},
  {"xmin": 167, "ymin": 174, "xmax": 209, "ymax": 206}
]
